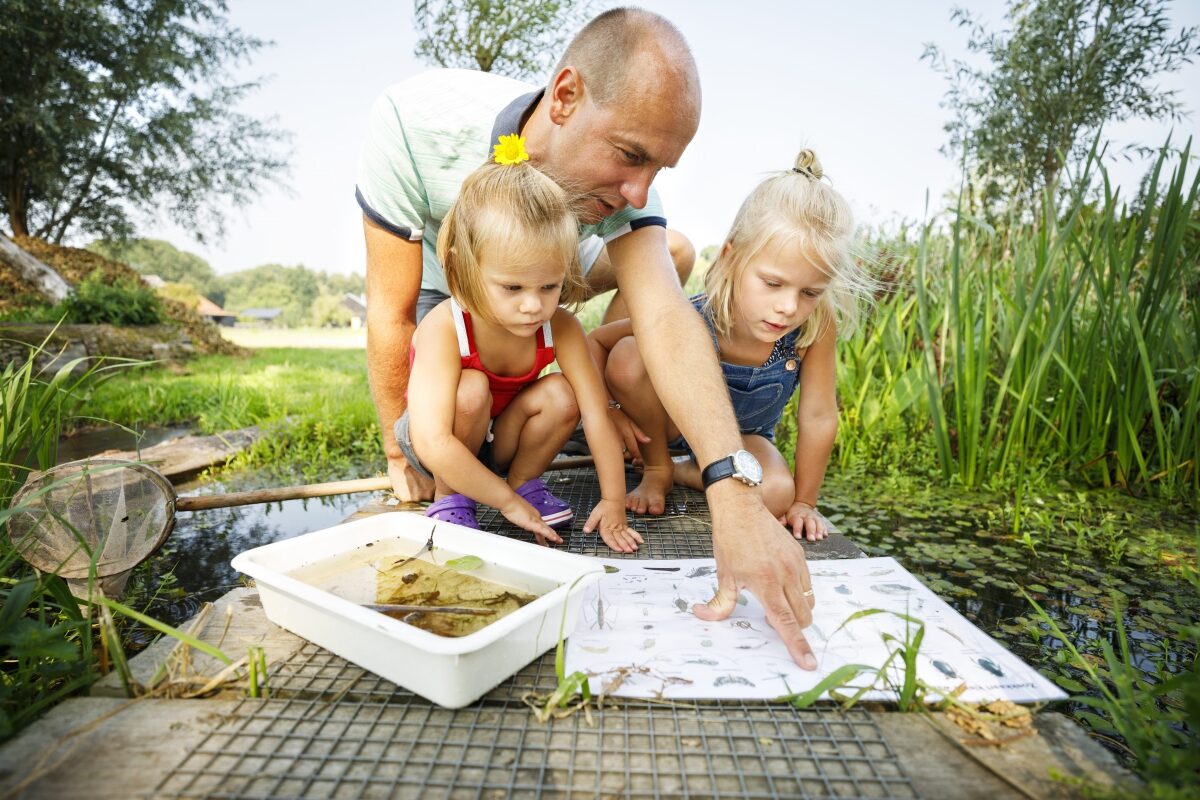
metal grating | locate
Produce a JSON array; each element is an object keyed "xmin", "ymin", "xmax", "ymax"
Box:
[
  {"xmin": 479, "ymin": 468, "xmax": 715, "ymax": 559},
  {"xmin": 154, "ymin": 469, "xmax": 918, "ymax": 799},
  {"xmin": 155, "ymin": 692, "xmax": 915, "ymax": 799}
]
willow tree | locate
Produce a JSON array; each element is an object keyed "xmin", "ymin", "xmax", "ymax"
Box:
[
  {"xmin": 924, "ymin": 0, "xmax": 1199, "ymax": 212},
  {"xmin": 413, "ymin": 0, "xmax": 595, "ymax": 80},
  {"xmin": 0, "ymin": 0, "xmax": 289, "ymax": 244}
]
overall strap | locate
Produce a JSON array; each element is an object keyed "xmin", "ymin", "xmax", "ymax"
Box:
[{"xmin": 448, "ymin": 297, "xmax": 474, "ymax": 358}]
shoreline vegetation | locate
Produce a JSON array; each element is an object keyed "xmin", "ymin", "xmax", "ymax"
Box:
[{"xmin": 2, "ymin": 146, "xmax": 1197, "ymax": 792}]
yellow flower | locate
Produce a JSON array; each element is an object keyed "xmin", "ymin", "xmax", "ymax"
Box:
[{"xmin": 492, "ymin": 134, "xmax": 529, "ymax": 166}]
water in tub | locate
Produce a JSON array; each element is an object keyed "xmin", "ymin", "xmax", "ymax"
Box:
[{"xmin": 288, "ymin": 539, "xmax": 554, "ymax": 637}]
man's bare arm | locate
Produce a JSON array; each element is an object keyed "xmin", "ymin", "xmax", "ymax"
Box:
[
  {"xmin": 606, "ymin": 227, "xmax": 819, "ymax": 670},
  {"xmin": 363, "ymin": 214, "xmax": 433, "ymax": 501}
]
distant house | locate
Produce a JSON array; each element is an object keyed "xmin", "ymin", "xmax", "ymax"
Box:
[
  {"xmin": 142, "ymin": 274, "xmax": 167, "ymax": 289},
  {"xmin": 342, "ymin": 293, "xmax": 367, "ymax": 328},
  {"xmin": 195, "ymin": 296, "xmax": 237, "ymax": 327},
  {"xmin": 240, "ymin": 308, "xmax": 284, "ymax": 326}
]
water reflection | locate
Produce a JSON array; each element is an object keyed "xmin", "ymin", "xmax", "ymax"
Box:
[{"xmin": 129, "ymin": 473, "xmax": 376, "ymax": 641}]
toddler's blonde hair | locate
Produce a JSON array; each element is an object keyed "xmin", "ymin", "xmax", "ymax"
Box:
[
  {"xmin": 703, "ymin": 149, "xmax": 875, "ymax": 350},
  {"xmin": 439, "ymin": 160, "xmax": 586, "ymax": 323}
]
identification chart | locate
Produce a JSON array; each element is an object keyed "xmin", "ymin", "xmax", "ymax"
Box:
[{"xmin": 566, "ymin": 557, "xmax": 1066, "ymax": 704}]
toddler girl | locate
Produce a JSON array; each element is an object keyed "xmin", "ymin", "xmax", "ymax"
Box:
[
  {"xmin": 588, "ymin": 149, "xmax": 873, "ymax": 541},
  {"xmin": 399, "ymin": 135, "xmax": 642, "ymax": 552}
]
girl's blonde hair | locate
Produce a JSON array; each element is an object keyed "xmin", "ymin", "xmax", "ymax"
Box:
[
  {"xmin": 703, "ymin": 149, "xmax": 875, "ymax": 350},
  {"xmin": 438, "ymin": 160, "xmax": 586, "ymax": 323}
]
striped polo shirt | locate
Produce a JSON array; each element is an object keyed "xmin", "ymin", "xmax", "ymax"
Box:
[{"xmin": 356, "ymin": 69, "xmax": 667, "ymax": 295}]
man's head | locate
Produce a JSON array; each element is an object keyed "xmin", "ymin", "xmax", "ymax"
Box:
[{"xmin": 526, "ymin": 8, "xmax": 701, "ymax": 224}]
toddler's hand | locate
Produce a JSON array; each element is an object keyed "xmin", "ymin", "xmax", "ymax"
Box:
[
  {"xmin": 501, "ymin": 496, "xmax": 562, "ymax": 546},
  {"xmin": 609, "ymin": 408, "xmax": 651, "ymax": 462},
  {"xmin": 780, "ymin": 502, "xmax": 828, "ymax": 542},
  {"xmin": 584, "ymin": 498, "xmax": 644, "ymax": 553}
]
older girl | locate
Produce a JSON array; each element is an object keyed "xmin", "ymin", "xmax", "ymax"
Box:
[{"xmin": 589, "ymin": 149, "xmax": 873, "ymax": 541}]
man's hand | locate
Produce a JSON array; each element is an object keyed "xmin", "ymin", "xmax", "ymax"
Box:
[
  {"xmin": 388, "ymin": 456, "xmax": 434, "ymax": 503},
  {"xmin": 694, "ymin": 491, "xmax": 818, "ymax": 670}
]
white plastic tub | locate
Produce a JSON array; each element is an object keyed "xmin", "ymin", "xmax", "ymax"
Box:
[{"xmin": 231, "ymin": 512, "xmax": 603, "ymax": 708}]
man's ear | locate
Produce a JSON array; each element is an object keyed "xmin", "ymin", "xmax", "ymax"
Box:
[{"xmin": 548, "ymin": 66, "xmax": 584, "ymax": 125}]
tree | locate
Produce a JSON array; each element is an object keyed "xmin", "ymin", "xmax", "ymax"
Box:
[
  {"xmin": 87, "ymin": 238, "xmax": 222, "ymax": 303},
  {"xmin": 924, "ymin": 0, "xmax": 1199, "ymax": 212},
  {"xmin": 0, "ymin": 0, "xmax": 289, "ymax": 244},
  {"xmin": 413, "ymin": 0, "xmax": 595, "ymax": 80},
  {"xmin": 217, "ymin": 263, "xmax": 363, "ymax": 327}
]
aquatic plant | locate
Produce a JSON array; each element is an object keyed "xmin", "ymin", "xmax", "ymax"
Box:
[{"xmin": 1023, "ymin": 584, "xmax": 1199, "ymax": 793}]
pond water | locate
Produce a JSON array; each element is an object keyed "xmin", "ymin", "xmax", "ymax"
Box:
[
  {"xmin": 816, "ymin": 485, "xmax": 1198, "ymax": 761},
  {"xmin": 126, "ymin": 471, "xmax": 368, "ymax": 645}
]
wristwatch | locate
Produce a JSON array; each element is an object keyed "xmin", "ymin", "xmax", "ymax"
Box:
[{"xmin": 701, "ymin": 449, "xmax": 763, "ymax": 489}]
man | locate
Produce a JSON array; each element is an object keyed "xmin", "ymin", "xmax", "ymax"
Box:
[{"xmin": 357, "ymin": 8, "xmax": 818, "ymax": 670}]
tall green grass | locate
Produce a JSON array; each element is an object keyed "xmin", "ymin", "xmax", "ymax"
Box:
[
  {"xmin": 0, "ymin": 336, "xmax": 119, "ymax": 739},
  {"xmin": 828, "ymin": 141, "xmax": 1198, "ymax": 503}
]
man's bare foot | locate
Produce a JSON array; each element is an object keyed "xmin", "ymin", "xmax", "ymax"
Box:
[
  {"xmin": 672, "ymin": 458, "xmax": 703, "ymax": 491},
  {"xmin": 626, "ymin": 464, "xmax": 674, "ymax": 515}
]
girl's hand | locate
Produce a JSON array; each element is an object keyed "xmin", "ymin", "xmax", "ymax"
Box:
[
  {"xmin": 500, "ymin": 496, "xmax": 562, "ymax": 547},
  {"xmin": 584, "ymin": 498, "xmax": 644, "ymax": 553},
  {"xmin": 609, "ymin": 407, "xmax": 651, "ymax": 461},
  {"xmin": 780, "ymin": 502, "xmax": 828, "ymax": 542}
]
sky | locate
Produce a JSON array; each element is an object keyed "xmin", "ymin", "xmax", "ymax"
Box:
[{"xmin": 133, "ymin": 1, "xmax": 1200, "ymax": 276}]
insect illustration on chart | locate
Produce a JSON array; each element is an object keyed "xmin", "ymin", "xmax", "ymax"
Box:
[
  {"xmin": 584, "ymin": 586, "xmax": 617, "ymax": 630},
  {"xmin": 930, "ymin": 659, "xmax": 958, "ymax": 679},
  {"xmin": 714, "ymin": 674, "xmax": 756, "ymax": 688},
  {"xmin": 976, "ymin": 657, "xmax": 1005, "ymax": 677},
  {"xmin": 686, "ymin": 565, "xmax": 717, "ymax": 579},
  {"xmin": 870, "ymin": 583, "xmax": 915, "ymax": 596}
]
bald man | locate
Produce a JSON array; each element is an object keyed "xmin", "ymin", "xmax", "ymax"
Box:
[{"xmin": 357, "ymin": 8, "xmax": 818, "ymax": 670}]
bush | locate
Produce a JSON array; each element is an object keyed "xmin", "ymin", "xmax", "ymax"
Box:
[{"xmin": 59, "ymin": 270, "xmax": 164, "ymax": 326}]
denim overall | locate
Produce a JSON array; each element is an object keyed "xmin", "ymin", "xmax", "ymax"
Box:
[{"xmin": 692, "ymin": 295, "xmax": 802, "ymax": 442}]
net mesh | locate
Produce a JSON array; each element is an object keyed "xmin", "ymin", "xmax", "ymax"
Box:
[{"xmin": 6, "ymin": 458, "xmax": 174, "ymax": 578}]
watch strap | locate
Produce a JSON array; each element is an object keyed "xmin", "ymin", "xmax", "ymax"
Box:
[{"xmin": 701, "ymin": 456, "xmax": 735, "ymax": 489}]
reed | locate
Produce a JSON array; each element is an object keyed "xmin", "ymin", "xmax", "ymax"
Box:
[{"xmin": 825, "ymin": 139, "xmax": 1198, "ymax": 502}]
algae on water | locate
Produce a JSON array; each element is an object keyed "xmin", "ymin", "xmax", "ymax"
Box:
[{"xmin": 375, "ymin": 557, "xmax": 537, "ymax": 637}]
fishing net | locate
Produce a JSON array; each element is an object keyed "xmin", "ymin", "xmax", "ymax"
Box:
[{"xmin": 6, "ymin": 458, "xmax": 175, "ymax": 598}]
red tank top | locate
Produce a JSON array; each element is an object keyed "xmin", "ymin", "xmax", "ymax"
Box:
[{"xmin": 409, "ymin": 298, "xmax": 557, "ymax": 418}]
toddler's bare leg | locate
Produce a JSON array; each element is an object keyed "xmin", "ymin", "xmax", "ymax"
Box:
[
  {"xmin": 490, "ymin": 373, "xmax": 580, "ymax": 486},
  {"xmin": 433, "ymin": 369, "xmax": 492, "ymax": 500}
]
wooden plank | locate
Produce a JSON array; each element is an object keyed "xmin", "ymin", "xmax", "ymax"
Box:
[
  {"xmin": 0, "ymin": 697, "xmax": 242, "ymax": 800},
  {"xmin": 90, "ymin": 588, "xmax": 305, "ymax": 698},
  {"xmin": 92, "ymin": 425, "xmax": 260, "ymax": 483}
]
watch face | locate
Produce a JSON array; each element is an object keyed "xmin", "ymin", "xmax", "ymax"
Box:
[{"xmin": 733, "ymin": 450, "xmax": 763, "ymax": 484}]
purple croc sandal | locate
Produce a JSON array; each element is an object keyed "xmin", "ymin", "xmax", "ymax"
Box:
[
  {"xmin": 425, "ymin": 493, "xmax": 479, "ymax": 529},
  {"xmin": 515, "ymin": 479, "xmax": 574, "ymax": 529}
]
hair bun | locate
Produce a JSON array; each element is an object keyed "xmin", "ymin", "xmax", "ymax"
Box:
[{"xmin": 792, "ymin": 149, "xmax": 823, "ymax": 180}]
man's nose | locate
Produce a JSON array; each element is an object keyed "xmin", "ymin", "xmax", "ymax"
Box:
[{"xmin": 619, "ymin": 170, "xmax": 654, "ymax": 210}]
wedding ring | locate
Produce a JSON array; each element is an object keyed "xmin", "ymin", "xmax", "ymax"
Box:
[{"xmin": 802, "ymin": 589, "xmax": 815, "ymax": 597}]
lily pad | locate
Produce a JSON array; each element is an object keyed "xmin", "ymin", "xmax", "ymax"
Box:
[{"xmin": 445, "ymin": 555, "xmax": 484, "ymax": 571}]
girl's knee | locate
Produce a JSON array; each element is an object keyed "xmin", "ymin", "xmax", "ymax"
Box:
[
  {"xmin": 667, "ymin": 229, "xmax": 696, "ymax": 285},
  {"xmin": 539, "ymin": 373, "xmax": 579, "ymax": 423},
  {"xmin": 607, "ymin": 337, "xmax": 647, "ymax": 393},
  {"xmin": 762, "ymin": 468, "xmax": 796, "ymax": 517},
  {"xmin": 456, "ymin": 369, "xmax": 492, "ymax": 418}
]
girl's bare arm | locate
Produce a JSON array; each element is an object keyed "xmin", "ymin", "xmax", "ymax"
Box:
[{"xmin": 792, "ymin": 323, "xmax": 839, "ymax": 508}]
